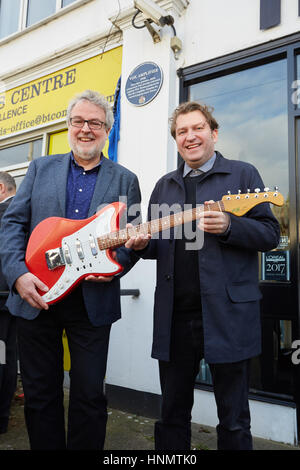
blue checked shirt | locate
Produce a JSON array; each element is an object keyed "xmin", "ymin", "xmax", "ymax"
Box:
[{"xmin": 66, "ymin": 153, "xmax": 102, "ymax": 220}]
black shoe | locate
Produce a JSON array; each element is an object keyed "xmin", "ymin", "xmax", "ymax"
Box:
[{"xmin": 0, "ymin": 418, "xmax": 8, "ymax": 434}]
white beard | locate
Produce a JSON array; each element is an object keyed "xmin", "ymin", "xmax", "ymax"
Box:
[{"xmin": 68, "ymin": 135, "xmax": 105, "ymax": 161}]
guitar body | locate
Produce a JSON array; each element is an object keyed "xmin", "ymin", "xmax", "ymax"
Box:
[
  {"xmin": 25, "ymin": 202, "xmax": 126, "ymax": 305},
  {"xmin": 25, "ymin": 189, "xmax": 284, "ymax": 306}
]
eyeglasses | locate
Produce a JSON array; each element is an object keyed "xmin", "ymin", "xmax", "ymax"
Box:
[{"xmin": 69, "ymin": 117, "xmax": 106, "ymax": 130}]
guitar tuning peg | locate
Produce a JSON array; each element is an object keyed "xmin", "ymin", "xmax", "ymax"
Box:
[
  {"xmin": 264, "ymin": 187, "xmax": 270, "ymax": 192},
  {"xmin": 247, "ymin": 189, "xmax": 250, "ymax": 193},
  {"xmin": 274, "ymin": 186, "xmax": 278, "ymax": 191},
  {"xmin": 227, "ymin": 191, "xmax": 231, "ymax": 195},
  {"xmin": 254, "ymin": 188, "xmax": 260, "ymax": 193},
  {"xmin": 238, "ymin": 189, "xmax": 241, "ymax": 194}
]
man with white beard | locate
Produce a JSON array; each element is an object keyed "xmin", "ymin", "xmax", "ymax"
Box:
[{"xmin": 0, "ymin": 90, "xmax": 141, "ymax": 450}]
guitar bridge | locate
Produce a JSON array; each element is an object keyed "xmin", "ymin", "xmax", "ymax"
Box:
[{"xmin": 45, "ymin": 247, "xmax": 65, "ymax": 270}]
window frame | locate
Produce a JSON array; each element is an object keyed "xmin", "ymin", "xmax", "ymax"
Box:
[
  {"xmin": 0, "ymin": 120, "xmax": 66, "ymax": 176},
  {"xmin": 0, "ymin": 0, "xmax": 85, "ymax": 42}
]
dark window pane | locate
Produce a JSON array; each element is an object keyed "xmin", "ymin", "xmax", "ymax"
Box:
[
  {"xmin": 0, "ymin": 0, "xmax": 21, "ymax": 39},
  {"xmin": 0, "ymin": 139, "xmax": 43, "ymax": 166},
  {"xmin": 260, "ymin": 0, "xmax": 281, "ymax": 30},
  {"xmin": 26, "ymin": 0, "xmax": 56, "ymax": 27},
  {"xmin": 196, "ymin": 319, "xmax": 295, "ymax": 397},
  {"xmin": 189, "ymin": 59, "xmax": 289, "ymax": 255},
  {"xmin": 296, "ymin": 55, "xmax": 300, "ymax": 109},
  {"xmin": 250, "ymin": 319, "xmax": 294, "ymax": 398},
  {"xmin": 62, "ymin": 0, "xmax": 76, "ymax": 6}
]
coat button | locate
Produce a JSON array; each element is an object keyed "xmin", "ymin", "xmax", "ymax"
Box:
[{"xmin": 165, "ymin": 274, "xmax": 172, "ymax": 281}]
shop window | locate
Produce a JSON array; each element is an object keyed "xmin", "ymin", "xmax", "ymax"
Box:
[
  {"xmin": 189, "ymin": 59, "xmax": 289, "ymax": 261},
  {"xmin": 189, "ymin": 58, "xmax": 295, "ymax": 399},
  {"xmin": 252, "ymin": 319, "xmax": 294, "ymax": 397},
  {"xmin": 0, "ymin": 138, "xmax": 42, "ymax": 166},
  {"xmin": 0, "ymin": 0, "xmax": 21, "ymax": 39},
  {"xmin": 197, "ymin": 319, "xmax": 295, "ymax": 398},
  {"xmin": 296, "ymin": 54, "xmax": 300, "ymax": 109},
  {"xmin": 26, "ymin": 0, "xmax": 56, "ymax": 27}
]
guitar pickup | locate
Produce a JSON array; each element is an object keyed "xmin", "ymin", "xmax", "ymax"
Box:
[
  {"xmin": 75, "ymin": 239, "xmax": 85, "ymax": 260},
  {"xmin": 45, "ymin": 247, "xmax": 65, "ymax": 270},
  {"xmin": 89, "ymin": 234, "xmax": 98, "ymax": 256}
]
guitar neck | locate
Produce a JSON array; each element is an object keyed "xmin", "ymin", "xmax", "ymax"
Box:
[{"xmin": 97, "ymin": 201, "xmax": 224, "ymax": 250}]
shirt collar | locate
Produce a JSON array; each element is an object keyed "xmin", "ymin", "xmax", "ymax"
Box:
[
  {"xmin": 183, "ymin": 152, "xmax": 216, "ymax": 177},
  {"xmin": 70, "ymin": 152, "xmax": 103, "ymax": 171},
  {"xmin": 0, "ymin": 195, "xmax": 14, "ymax": 204}
]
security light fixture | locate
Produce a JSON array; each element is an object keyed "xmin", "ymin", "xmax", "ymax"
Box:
[{"xmin": 132, "ymin": 0, "xmax": 182, "ymax": 58}]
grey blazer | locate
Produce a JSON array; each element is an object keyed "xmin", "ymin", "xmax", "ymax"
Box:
[{"xmin": 0, "ymin": 153, "xmax": 141, "ymax": 326}]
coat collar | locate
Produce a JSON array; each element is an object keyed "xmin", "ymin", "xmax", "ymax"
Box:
[
  {"xmin": 88, "ymin": 155, "xmax": 115, "ymax": 216},
  {"xmin": 169, "ymin": 151, "xmax": 232, "ymax": 187}
]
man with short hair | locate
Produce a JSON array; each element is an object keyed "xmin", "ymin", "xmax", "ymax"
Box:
[
  {"xmin": 129, "ymin": 101, "xmax": 280, "ymax": 450},
  {"xmin": 0, "ymin": 171, "xmax": 17, "ymax": 434},
  {"xmin": 0, "ymin": 90, "xmax": 141, "ymax": 450}
]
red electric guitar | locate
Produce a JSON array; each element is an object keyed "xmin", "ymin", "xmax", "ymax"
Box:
[{"xmin": 25, "ymin": 189, "xmax": 284, "ymax": 305}]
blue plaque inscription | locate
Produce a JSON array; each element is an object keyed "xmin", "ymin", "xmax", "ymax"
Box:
[{"xmin": 125, "ymin": 62, "xmax": 163, "ymax": 106}]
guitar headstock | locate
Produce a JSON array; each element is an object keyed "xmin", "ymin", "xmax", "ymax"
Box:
[{"xmin": 222, "ymin": 189, "xmax": 284, "ymax": 216}]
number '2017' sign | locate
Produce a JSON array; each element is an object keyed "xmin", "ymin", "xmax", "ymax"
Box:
[{"xmin": 261, "ymin": 251, "xmax": 290, "ymax": 282}]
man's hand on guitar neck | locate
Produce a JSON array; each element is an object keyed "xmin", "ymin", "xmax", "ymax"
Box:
[
  {"xmin": 15, "ymin": 272, "xmax": 49, "ymax": 310},
  {"xmin": 125, "ymin": 223, "xmax": 151, "ymax": 251},
  {"xmin": 198, "ymin": 200, "xmax": 230, "ymax": 235}
]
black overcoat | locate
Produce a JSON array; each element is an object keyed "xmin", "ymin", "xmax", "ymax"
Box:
[{"xmin": 140, "ymin": 152, "xmax": 280, "ymax": 363}]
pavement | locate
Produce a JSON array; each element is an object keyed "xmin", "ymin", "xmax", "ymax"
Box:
[{"xmin": 0, "ymin": 383, "xmax": 299, "ymax": 453}]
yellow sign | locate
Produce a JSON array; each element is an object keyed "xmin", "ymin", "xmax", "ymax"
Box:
[{"xmin": 0, "ymin": 46, "xmax": 122, "ymax": 137}]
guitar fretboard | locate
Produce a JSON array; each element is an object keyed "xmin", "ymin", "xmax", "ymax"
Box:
[{"xmin": 97, "ymin": 200, "xmax": 225, "ymax": 250}]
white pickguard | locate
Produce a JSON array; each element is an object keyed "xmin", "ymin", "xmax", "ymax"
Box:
[{"xmin": 42, "ymin": 207, "xmax": 119, "ymax": 303}]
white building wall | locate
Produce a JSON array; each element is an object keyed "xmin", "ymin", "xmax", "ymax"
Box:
[
  {"xmin": 0, "ymin": 0, "xmax": 299, "ymax": 445},
  {"xmin": 184, "ymin": 0, "xmax": 300, "ymax": 67},
  {"xmin": 106, "ymin": 4, "xmax": 181, "ymax": 397}
]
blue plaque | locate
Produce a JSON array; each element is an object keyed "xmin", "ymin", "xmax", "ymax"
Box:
[{"xmin": 125, "ymin": 62, "xmax": 163, "ymax": 106}]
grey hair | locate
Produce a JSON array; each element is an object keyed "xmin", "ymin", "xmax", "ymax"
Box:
[
  {"xmin": 0, "ymin": 171, "xmax": 16, "ymax": 193},
  {"xmin": 66, "ymin": 90, "xmax": 114, "ymax": 130}
]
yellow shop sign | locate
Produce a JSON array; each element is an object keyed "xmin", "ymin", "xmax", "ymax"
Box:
[{"xmin": 0, "ymin": 46, "xmax": 122, "ymax": 138}]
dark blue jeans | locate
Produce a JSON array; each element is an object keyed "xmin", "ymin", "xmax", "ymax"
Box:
[
  {"xmin": 17, "ymin": 287, "xmax": 111, "ymax": 450},
  {"xmin": 155, "ymin": 311, "xmax": 252, "ymax": 450}
]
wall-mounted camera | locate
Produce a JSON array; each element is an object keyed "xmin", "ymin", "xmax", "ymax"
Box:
[
  {"xmin": 133, "ymin": 0, "xmax": 174, "ymax": 27},
  {"xmin": 132, "ymin": 0, "xmax": 182, "ymax": 58}
]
